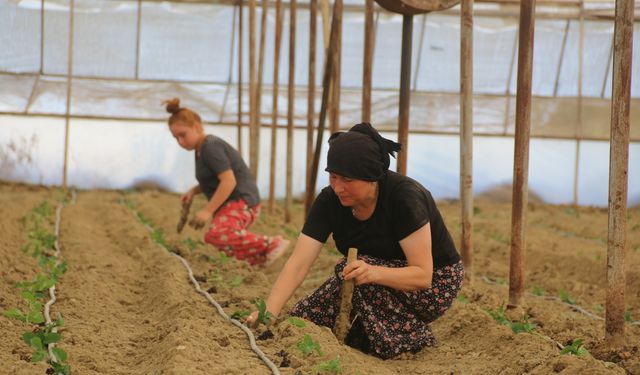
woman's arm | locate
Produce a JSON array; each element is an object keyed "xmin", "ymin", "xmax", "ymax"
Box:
[
  {"xmin": 247, "ymin": 234, "xmax": 323, "ymax": 324},
  {"xmin": 191, "ymin": 169, "xmax": 236, "ymax": 227},
  {"xmin": 343, "ymin": 223, "xmax": 434, "ymax": 291}
]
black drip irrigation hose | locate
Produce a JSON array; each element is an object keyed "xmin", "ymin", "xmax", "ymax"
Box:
[{"xmin": 122, "ymin": 201, "xmax": 281, "ymax": 375}]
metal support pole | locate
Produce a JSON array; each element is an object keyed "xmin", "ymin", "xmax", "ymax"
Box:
[
  {"xmin": 63, "ymin": 0, "xmax": 75, "ymax": 188},
  {"xmin": 248, "ymin": 0, "xmax": 258, "ymax": 178},
  {"xmin": 306, "ymin": 0, "xmax": 318, "ymax": 212}
]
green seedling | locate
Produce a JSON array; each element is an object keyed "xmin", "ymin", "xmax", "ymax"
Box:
[
  {"xmin": 207, "ymin": 252, "xmax": 231, "ymax": 266},
  {"xmin": 532, "ymin": 285, "xmax": 545, "ymax": 296},
  {"xmin": 208, "ymin": 271, "xmax": 224, "ymax": 285},
  {"xmin": 564, "ymin": 207, "xmax": 576, "ymax": 216},
  {"xmin": 151, "ymin": 229, "xmax": 169, "ymax": 249},
  {"xmin": 594, "ymin": 304, "xmax": 604, "ymax": 313},
  {"xmin": 231, "ymin": 310, "xmax": 250, "ymax": 320},
  {"xmin": 296, "ymin": 334, "xmax": 323, "ymax": 357},
  {"xmin": 22, "ymin": 314, "xmax": 65, "ymax": 361},
  {"xmin": 624, "ymin": 310, "xmax": 633, "ymax": 323},
  {"xmin": 560, "ymin": 339, "xmax": 589, "ymax": 356},
  {"xmin": 456, "ymin": 294, "xmax": 468, "ymax": 304},
  {"xmin": 473, "ymin": 206, "xmax": 481, "ymax": 215},
  {"xmin": 314, "ymin": 357, "xmax": 341, "ymax": 374},
  {"xmin": 253, "ymin": 299, "xmax": 272, "ymax": 326},
  {"xmin": 510, "ymin": 315, "xmax": 536, "ymax": 334},
  {"xmin": 229, "ymin": 275, "xmax": 243, "ymax": 288},
  {"xmin": 558, "ymin": 289, "xmax": 576, "ymax": 305},
  {"xmin": 486, "ymin": 303, "xmax": 510, "ymax": 326},
  {"xmin": 182, "ymin": 237, "xmax": 202, "ymax": 251},
  {"xmin": 287, "ymin": 317, "xmax": 306, "ymax": 328},
  {"xmin": 136, "ymin": 211, "xmax": 154, "ymax": 227},
  {"xmin": 22, "ymin": 226, "xmax": 56, "ymax": 259},
  {"xmin": 490, "ymin": 232, "xmax": 508, "ymax": 244}
]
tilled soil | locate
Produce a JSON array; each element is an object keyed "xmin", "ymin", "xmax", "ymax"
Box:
[{"xmin": 1, "ymin": 183, "xmax": 638, "ymax": 374}]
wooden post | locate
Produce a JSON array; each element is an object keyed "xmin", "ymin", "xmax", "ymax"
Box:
[
  {"xmin": 237, "ymin": 0, "xmax": 244, "ymax": 156},
  {"xmin": 333, "ymin": 248, "xmax": 358, "ymax": 342},
  {"xmin": 460, "ymin": 0, "xmax": 474, "ymax": 279},
  {"xmin": 268, "ymin": 0, "xmax": 284, "ymax": 213},
  {"xmin": 508, "ymin": 0, "xmax": 535, "ymax": 309},
  {"xmin": 605, "ymin": 0, "xmax": 634, "ymax": 342},
  {"xmin": 305, "ymin": 0, "xmax": 342, "ymax": 214},
  {"xmin": 285, "ymin": 0, "xmax": 297, "ymax": 223},
  {"xmin": 329, "ymin": 0, "xmax": 343, "ymax": 133},
  {"xmin": 248, "ymin": 0, "xmax": 258, "ymax": 178},
  {"xmin": 63, "ymin": 0, "xmax": 75, "ymax": 188},
  {"xmin": 362, "ymin": 0, "xmax": 374, "ymax": 123},
  {"xmin": 306, "ymin": 0, "xmax": 318, "ymax": 213},
  {"xmin": 397, "ymin": 14, "xmax": 413, "ymax": 176},
  {"xmin": 254, "ymin": 0, "xmax": 268, "ymax": 177}
]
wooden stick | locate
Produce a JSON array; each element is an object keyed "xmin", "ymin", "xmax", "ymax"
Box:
[{"xmin": 333, "ymin": 248, "xmax": 358, "ymax": 342}]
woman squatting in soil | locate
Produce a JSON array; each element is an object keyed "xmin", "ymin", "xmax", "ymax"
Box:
[
  {"xmin": 164, "ymin": 98, "xmax": 289, "ymax": 266},
  {"xmin": 248, "ymin": 123, "xmax": 464, "ymax": 358}
]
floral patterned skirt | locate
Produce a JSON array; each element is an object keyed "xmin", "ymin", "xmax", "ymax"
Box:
[{"xmin": 290, "ymin": 256, "xmax": 464, "ymax": 359}]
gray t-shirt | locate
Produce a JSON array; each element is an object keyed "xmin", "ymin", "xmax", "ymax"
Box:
[{"xmin": 195, "ymin": 135, "xmax": 260, "ymax": 208}]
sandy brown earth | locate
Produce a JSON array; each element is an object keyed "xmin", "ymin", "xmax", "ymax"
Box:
[{"xmin": 1, "ymin": 182, "xmax": 638, "ymax": 375}]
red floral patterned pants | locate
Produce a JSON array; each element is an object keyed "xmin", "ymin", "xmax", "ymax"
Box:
[{"xmin": 204, "ymin": 199, "xmax": 275, "ymax": 265}]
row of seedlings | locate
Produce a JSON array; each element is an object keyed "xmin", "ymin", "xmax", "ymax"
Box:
[{"xmin": 4, "ymin": 198, "xmax": 71, "ymax": 375}]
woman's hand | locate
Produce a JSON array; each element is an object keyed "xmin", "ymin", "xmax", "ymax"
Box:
[
  {"xmin": 343, "ymin": 260, "xmax": 380, "ymax": 285},
  {"xmin": 188, "ymin": 209, "xmax": 211, "ymax": 230},
  {"xmin": 180, "ymin": 188, "xmax": 195, "ymax": 204},
  {"xmin": 245, "ymin": 310, "xmax": 261, "ymax": 328}
]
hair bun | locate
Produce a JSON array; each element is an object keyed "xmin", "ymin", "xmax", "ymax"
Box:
[{"xmin": 163, "ymin": 98, "xmax": 181, "ymax": 114}]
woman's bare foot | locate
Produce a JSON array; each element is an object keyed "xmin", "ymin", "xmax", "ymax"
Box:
[{"xmin": 264, "ymin": 237, "xmax": 290, "ymax": 267}]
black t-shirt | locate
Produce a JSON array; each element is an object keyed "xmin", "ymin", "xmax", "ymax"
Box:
[
  {"xmin": 302, "ymin": 170, "xmax": 460, "ymax": 268},
  {"xmin": 195, "ymin": 135, "xmax": 260, "ymax": 207}
]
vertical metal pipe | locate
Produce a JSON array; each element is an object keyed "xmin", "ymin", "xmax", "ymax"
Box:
[
  {"xmin": 362, "ymin": 0, "xmax": 374, "ymax": 122},
  {"xmin": 606, "ymin": 0, "xmax": 634, "ymax": 342},
  {"xmin": 237, "ymin": 0, "xmax": 244, "ymax": 156},
  {"xmin": 306, "ymin": 0, "xmax": 341, "ymax": 213},
  {"xmin": 329, "ymin": 1, "xmax": 343, "ymax": 133},
  {"xmin": 135, "ymin": 0, "xmax": 142, "ymax": 80},
  {"xmin": 573, "ymin": 2, "xmax": 584, "ymax": 206},
  {"xmin": 601, "ymin": 36, "xmax": 614, "ymax": 98},
  {"xmin": 63, "ymin": 0, "xmax": 75, "ymax": 188},
  {"xmin": 306, "ymin": 0, "xmax": 318, "ymax": 214},
  {"xmin": 397, "ymin": 14, "xmax": 413, "ymax": 176},
  {"xmin": 220, "ymin": 5, "xmax": 239, "ymax": 123},
  {"xmin": 503, "ymin": 29, "xmax": 519, "ymax": 135},
  {"xmin": 248, "ymin": 0, "xmax": 258, "ymax": 178},
  {"xmin": 285, "ymin": 0, "xmax": 297, "ymax": 223},
  {"xmin": 40, "ymin": 0, "xmax": 45, "ymax": 74},
  {"xmin": 269, "ymin": 0, "xmax": 284, "ymax": 213},
  {"xmin": 552, "ymin": 19, "xmax": 570, "ymax": 97},
  {"xmin": 460, "ymin": 0, "xmax": 474, "ymax": 278},
  {"xmin": 508, "ymin": 0, "xmax": 536, "ymax": 309},
  {"xmin": 412, "ymin": 14, "xmax": 427, "ymax": 92}
]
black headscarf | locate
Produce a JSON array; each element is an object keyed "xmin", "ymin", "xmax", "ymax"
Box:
[{"xmin": 325, "ymin": 123, "xmax": 402, "ymax": 181}]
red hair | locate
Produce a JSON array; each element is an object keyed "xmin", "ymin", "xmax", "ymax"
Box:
[{"xmin": 163, "ymin": 98, "xmax": 203, "ymax": 131}]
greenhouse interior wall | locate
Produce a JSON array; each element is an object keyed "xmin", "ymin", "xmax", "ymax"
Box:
[{"xmin": 1, "ymin": 0, "xmax": 639, "ymax": 206}]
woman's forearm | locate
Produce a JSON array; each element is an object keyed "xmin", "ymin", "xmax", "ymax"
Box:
[
  {"xmin": 265, "ymin": 258, "xmax": 310, "ymax": 316},
  {"xmin": 204, "ymin": 176, "xmax": 235, "ymax": 215},
  {"xmin": 373, "ymin": 265, "xmax": 432, "ymax": 291}
]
